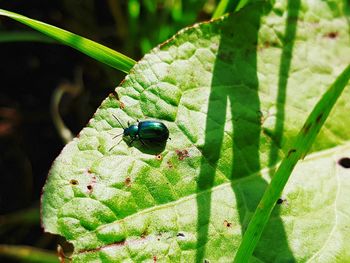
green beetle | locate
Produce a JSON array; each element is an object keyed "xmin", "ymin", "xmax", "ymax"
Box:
[{"xmin": 113, "ymin": 115, "xmax": 169, "ymax": 145}]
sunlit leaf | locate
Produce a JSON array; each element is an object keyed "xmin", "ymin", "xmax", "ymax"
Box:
[{"xmin": 42, "ymin": 0, "xmax": 350, "ymax": 261}]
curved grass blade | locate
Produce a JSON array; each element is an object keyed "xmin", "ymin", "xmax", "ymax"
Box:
[
  {"xmin": 212, "ymin": 0, "xmax": 238, "ymax": 19},
  {"xmin": 0, "ymin": 9, "xmax": 136, "ymax": 73},
  {"xmin": 0, "ymin": 31, "xmax": 55, "ymax": 43},
  {"xmin": 234, "ymin": 64, "xmax": 350, "ymax": 262},
  {"xmin": 212, "ymin": 0, "xmax": 231, "ymax": 19}
]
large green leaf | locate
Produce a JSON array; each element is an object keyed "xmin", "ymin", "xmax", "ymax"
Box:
[{"xmin": 42, "ymin": 0, "xmax": 350, "ymax": 262}]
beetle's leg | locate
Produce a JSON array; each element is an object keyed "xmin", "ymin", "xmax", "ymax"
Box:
[
  {"xmin": 139, "ymin": 139, "xmax": 146, "ymax": 146},
  {"xmin": 129, "ymin": 135, "xmax": 138, "ymax": 146},
  {"xmin": 113, "ymin": 133, "xmax": 123, "ymax": 139},
  {"xmin": 109, "ymin": 138, "xmax": 123, "ymax": 151}
]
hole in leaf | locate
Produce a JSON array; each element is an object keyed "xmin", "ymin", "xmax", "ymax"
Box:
[
  {"xmin": 277, "ymin": 198, "xmax": 284, "ymax": 204},
  {"xmin": 338, "ymin": 157, "xmax": 350, "ymax": 168},
  {"xmin": 177, "ymin": 232, "xmax": 185, "ymax": 237}
]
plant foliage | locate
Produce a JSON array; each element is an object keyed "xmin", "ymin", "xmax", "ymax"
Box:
[{"xmin": 41, "ymin": 0, "xmax": 350, "ymax": 262}]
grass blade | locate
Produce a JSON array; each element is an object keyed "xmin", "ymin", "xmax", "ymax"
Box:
[
  {"xmin": 0, "ymin": 9, "xmax": 136, "ymax": 73},
  {"xmin": 0, "ymin": 245, "xmax": 58, "ymax": 263},
  {"xmin": 234, "ymin": 64, "xmax": 350, "ymax": 262},
  {"xmin": 212, "ymin": 0, "xmax": 231, "ymax": 19},
  {"xmin": 0, "ymin": 31, "xmax": 55, "ymax": 43}
]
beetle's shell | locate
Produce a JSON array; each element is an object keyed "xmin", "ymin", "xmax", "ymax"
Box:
[{"xmin": 138, "ymin": 121, "xmax": 169, "ymax": 141}]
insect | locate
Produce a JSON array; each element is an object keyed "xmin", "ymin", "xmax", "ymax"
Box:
[{"xmin": 113, "ymin": 115, "xmax": 169, "ymax": 146}]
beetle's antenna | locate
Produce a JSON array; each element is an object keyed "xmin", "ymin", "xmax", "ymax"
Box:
[{"xmin": 113, "ymin": 114, "xmax": 125, "ymax": 129}]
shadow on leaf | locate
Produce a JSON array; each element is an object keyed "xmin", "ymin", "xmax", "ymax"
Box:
[{"xmin": 196, "ymin": 1, "xmax": 300, "ymax": 261}]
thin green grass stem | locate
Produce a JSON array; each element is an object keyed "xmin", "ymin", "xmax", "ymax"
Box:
[
  {"xmin": 0, "ymin": 9, "xmax": 136, "ymax": 73},
  {"xmin": 234, "ymin": 64, "xmax": 350, "ymax": 262}
]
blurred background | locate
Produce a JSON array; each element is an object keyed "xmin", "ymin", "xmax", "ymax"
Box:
[{"xmin": 0, "ymin": 0, "xmax": 220, "ymax": 262}]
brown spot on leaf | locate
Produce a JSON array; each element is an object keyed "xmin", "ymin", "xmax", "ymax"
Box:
[
  {"xmin": 153, "ymin": 255, "xmax": 157, "ymax": 262},
  {"xmin": 84, "ymin": 173, "xmax": 97, "ymax": 193},
  {"xmin": 176, "ymin": 149, "xmax": 190, "ymax": 160},
  {"xmin": 119, "ymin": 101, "xmax": 125, "ymax": 109},
  {"xmin": 86, "ymin": 184, "xmax": 94, "ymax": 194},
  {"xmin": 124, "ymin": 177, "xmax": 131, "ymax": 187},
  {"xmin": 141, "ymin": 230, "xmax": 148, "ymax": 239},
  {"xmin": 70, "ymin": 179, "xmax": 78, "ymax": 185},
  {"xmin": 167, "ymin": 160, "xmax": 173, "ymax": 168},
  {"xmin": 326, "ymin": 31, "xmax": 338, "ymax": 39},
  {"xmin": 223, "ymin": 220, "xmax": 232, "ymax": 227},
  {"xmin": 78, "ymin": 240, "xmax": 126, "ymax": 254}
]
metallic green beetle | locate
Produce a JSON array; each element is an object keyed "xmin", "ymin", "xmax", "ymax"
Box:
[{"xmin": 113, "ymin": 115, "xmax": 169, "ymax": 145}]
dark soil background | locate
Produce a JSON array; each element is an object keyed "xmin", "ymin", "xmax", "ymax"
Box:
[{"xmin": 0, "ymin": 1, "xmax": 211, "ymax": 261}]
